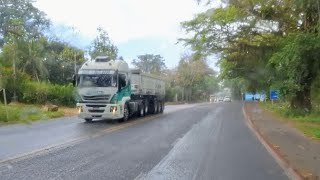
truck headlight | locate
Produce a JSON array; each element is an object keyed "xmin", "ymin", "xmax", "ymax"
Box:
[
  {"xmin": 110, "ymin": 106, "xmax": 117, "ymax": 113},
  {"xmin": 78, "ymin": 106, "xmax": 83, "ymax": 113}
]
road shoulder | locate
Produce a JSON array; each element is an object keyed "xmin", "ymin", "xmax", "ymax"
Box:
[{"xmin": 244, "ymin": 102, "xmax": 320, "ymax": 180}]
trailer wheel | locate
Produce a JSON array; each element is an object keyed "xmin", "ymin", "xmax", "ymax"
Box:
[
  {"xmin": 159, "ymin": 102, "xmax": 164, "ymax": 113},
  {"xmin": 153, "ymin": 101, "xmax": 158, "ymax": 114},
  {"xmin": 85, "ymin": 118, "xmax": 93, "ymax": 123},
  {"xmin": 144, "ymin": 101, "xmax": 149, "ymax": 115},
  {"xmin": 156, "ymin": 101, "xmax": 160, "ymax": 113},
  {"xmin": 139, "ymin": 104, "xmax": 145, "ymax": 117}
]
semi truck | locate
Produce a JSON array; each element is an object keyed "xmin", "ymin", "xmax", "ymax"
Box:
[{"xmin": 74, "ymin": 56, "xmax": 165, "ymax": 122}]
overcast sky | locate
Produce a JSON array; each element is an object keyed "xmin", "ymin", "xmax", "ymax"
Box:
[{"xmin": 34, "ymin": 0, "xmax": 209, "ymax": 68}]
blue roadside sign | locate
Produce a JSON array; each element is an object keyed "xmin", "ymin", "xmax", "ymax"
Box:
[{"xmin": 270, "ymin": 90, "xmax": 279, "ymax": 100}]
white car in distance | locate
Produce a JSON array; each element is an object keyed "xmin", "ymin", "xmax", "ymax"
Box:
[{"xmin": 223, "ymin": 96, "xmax": 231, "ymax": 102}]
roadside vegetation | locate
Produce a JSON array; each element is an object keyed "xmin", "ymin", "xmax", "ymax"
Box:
[
  {"xmin": 180, "ymin": 0, "xmax": 320, "ymax": 138},
  {"xmin": 0, "ymin": 103, "xmax": 64, "ymax": 124},
  {"xmin": 260, "ymin": 102, "xmax": 320, "ymax": 139},
  {"xmin": 181, "ymin": 0, "xmax": 320, "ymax": 111}
]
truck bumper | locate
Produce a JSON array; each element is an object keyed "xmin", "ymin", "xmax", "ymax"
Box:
[{"xmin": 76, "ymin": 103, "xmax": 123, "ymax": 120}]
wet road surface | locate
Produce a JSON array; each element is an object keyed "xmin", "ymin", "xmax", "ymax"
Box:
[{"xmin": 0, "ymin": 102, "xmax": 289, "ymax": 180}]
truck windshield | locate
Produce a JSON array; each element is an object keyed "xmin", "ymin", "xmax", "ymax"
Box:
[{"xmin": 78, "ymin": 74, "xmax": 117, "ymax": 87}]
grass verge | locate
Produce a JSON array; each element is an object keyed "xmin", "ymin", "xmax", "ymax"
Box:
[
  {"xmin": 0, "ymin": 103, "xmax": 64, "ymax": 125},
  {"xmin": 260, "ymin": 101, "xmax": 320, "ymax": 140}
]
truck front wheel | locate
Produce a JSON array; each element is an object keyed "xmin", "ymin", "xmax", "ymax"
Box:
[
  {"xmin": 122, "ymin": 104, "xmax": 129, "ymax": 122},
  {"xmin": 118, "ymin": 104, "xmax": 129, "ymax": 122}
]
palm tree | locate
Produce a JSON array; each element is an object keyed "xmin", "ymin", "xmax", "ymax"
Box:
[{"xmin": 20, "ymin": 38, "xmax": 48, "ymax": 81}]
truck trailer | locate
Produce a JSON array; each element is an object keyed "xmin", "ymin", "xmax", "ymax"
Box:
[{"xmin": 74, "ymin": 56, "xmax": 165, "ymax": 122}]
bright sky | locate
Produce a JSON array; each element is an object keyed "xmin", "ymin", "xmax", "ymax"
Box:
[{"xmin": 35, "ymin": 0, "xmax": 208, "ymax": 68}]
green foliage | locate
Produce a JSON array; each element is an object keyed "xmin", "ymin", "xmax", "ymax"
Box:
[
  {"xmin": 165, "ymin": 86, "xmax": 182, "ymax": 102},
  {"xmin": 181, "ymin": 0, "xmax": 320, "ymax": 111},
  {"xmin": 261, "ymin": 101, "xmax": 320, "ymax": 139},
  {"xmin": 0, "ymin": 0, "xmax": 50, "ymax": 45},
  {"xmin": 269, "ymin": 33, "xmax": 320, "ymax": 101},
  {"xmin": 0, "ymin": 104, "xmax": 64, "ymax": 123},
  {"xmin": 298, "ymin": 125, "xmax": 320, "ymax": 139},
  {"xmin": 89, "ymin": 27, "xmax": 118, "ymax": 59},
  {"xmin": 0, "ymin": 67, "xmax": 29, "ymax": 103},
  {"xmin": 311, "ymin": 76, "xmax": 320, "ymax": 106},
  {"xmin": 47, "ymin": 84, "xmax": 76, "ymax": 106},
  {"xmin": 21, "ymin": 81, "xmax": 76, "ymax": 106},
  {"xmin": 174, "ymin": 55, "xmax": 218, "ymax": 101},
  {"xmin": 132, "ymin": 54, "xmax": 167, "ymax": 75},
  {"xmin": 261, "ymin": 101, "xmax": 320, "ymax": 120},
  {"xmin": 44, "ymin": 41, "xmax": 85, "ymax": 84}
]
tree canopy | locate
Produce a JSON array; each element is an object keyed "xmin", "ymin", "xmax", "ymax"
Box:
[
  {"xmin": 181, "ymin": 0, "xmax": 320, "ymax": 110},
  {"xmin": 89, "ymin": 27, "xmax": 118, "ymax": 59},
  {"xmin": 132, "ymin": 54, "xmax": 167, "ymax": 75}
]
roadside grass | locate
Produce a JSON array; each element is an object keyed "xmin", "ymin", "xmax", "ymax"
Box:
[
  {"xmin": 260, "ymin": 101, "xmax": 320, "ymax": 139},
  {"xmin": 0, "ymin": 103, "xmax": 64, "ymax": 125}
]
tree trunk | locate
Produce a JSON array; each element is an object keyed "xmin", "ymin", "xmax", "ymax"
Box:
[
  {"xmin": 182, "ymin": 87, "xmax": 185, "ymax": 102},
  {"xmin": 290, "ymin": 84, "xmax": 312, "ymax": 112}
]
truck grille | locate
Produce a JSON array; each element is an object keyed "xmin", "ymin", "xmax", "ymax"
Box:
[
  {"xmin": 88, "ymin": 109, "xmax": 105, "ymax": 113},
  {"xmin": 86, "ymin": 104, "xmax": 107, "ymax": 108},
  {"xmin": 82, "ymin": 95, "xmax": 111, "ymax": 101}
]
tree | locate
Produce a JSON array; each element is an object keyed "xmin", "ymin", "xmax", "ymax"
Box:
[
  {"xmin": 19, "ymin": 37, "xmax": 48, "ymax": 81},
  {"xmin": 89, "ymin": 27, "xmax": 118, "ymax": 59},
  {"xmin": 175, "ymin": 55, "xmax": 215, "ymax": 101},
  {"xmin": 132, "ymin": 54, "xmax": 167, "ymax": 75},
  {"xmin": 43, "ymin": 40, "xmax": 85, "ymax": 84},
  {"xmin": 181, "ymin": 0, "xmax": 320, "ymax": 111},
  {"xmin": 0, "ymin": 0, "xmax": 49, "ymax": 46}
]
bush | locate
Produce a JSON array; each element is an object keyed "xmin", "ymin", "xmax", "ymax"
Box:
[
  {"xmin": 0, "ymin": 67, "xmax": 30, "ymax": 103},
  {"xmin": 0, "ymin": 104, "xmax": 64, "ymax": 123},
  {"xmin": 21, "ymin": 81, "xmax": 76, "ymax": 106},
  {"xmin": 165, "ymin": 86, "xmax": 182, "ymax": 102},
  {"xmin": 0, "ymin": 105, "xmax": 19, "ymax": 122},
  {"xmin": 47, "ymin": 84, "xmax": 75, "ymax": 106},
  {"xmin": 22, "ymin": 81, "xmax": 48, "ymax": 104}
]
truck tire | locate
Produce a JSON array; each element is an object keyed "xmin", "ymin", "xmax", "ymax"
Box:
[
  {"xmin": 139, "ymin": 104, "xmax": 145, "ymax": 117},
  {"xmin": 159, "ymin": 102, "xmax": 164, "ymax": 113},
  {"xmin": 153, "ymin": 101, "xmax": 158, "ymax": 114},
  {"xmin": 85, "ymin": 118, "xmax": 93, "ymax": 123},
  {"xmin": 156, "ymin": 101, "xmax": 160, "ymax": 113},
  {"xmin": 119, "ymin": 104, "xmax": 129, "ymax": 122},
  {"xmin": 144, "ymin": 101, "xmax": 149, "ymax": 115}
]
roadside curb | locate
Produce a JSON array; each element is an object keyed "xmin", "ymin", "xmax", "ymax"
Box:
[{"xmin": 242, "ymin": 103, "xmax": 303, "ymax": 180}]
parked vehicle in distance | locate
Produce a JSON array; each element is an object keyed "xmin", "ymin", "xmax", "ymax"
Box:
[
  {"xmin": 218, "ymin": 97, "xmax": 224, "ymax": 102},
  {"xmin": 223, "ymin": 96, "xmax": 231, "ymax": 102},
  {"xmin": 209, "ymin": 95, "xmax": 215, "ymax": 103}
]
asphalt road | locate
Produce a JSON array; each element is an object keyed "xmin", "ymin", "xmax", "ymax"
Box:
[{"xmin": 0, "ymin": 102, "xmax": 289, "ymax": 180}]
